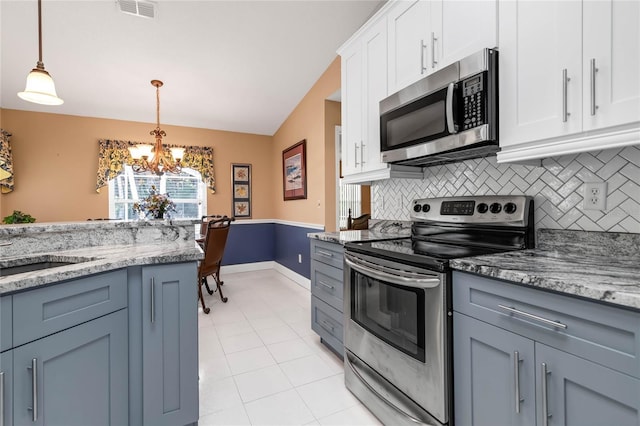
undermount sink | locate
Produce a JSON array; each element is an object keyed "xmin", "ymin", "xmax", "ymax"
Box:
[{"xmin": 0, "ymin": 256, "xmax": 94, "ymax": 277}]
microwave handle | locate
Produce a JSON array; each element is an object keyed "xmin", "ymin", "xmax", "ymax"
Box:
[{"xmin": 446, "ymin": 82, "xmax": 457, "ymax": 134}]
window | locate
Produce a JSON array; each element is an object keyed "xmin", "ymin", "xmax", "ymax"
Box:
[
  {"xmin": 108, "ymin": 165, "xmax": 207, "ymax": 220},
  {"xmin": 339, "ymin": 182, "xmax": 361, "ymax": 229}
]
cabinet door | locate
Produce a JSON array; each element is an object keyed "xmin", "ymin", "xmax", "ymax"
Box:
[
  {"xmin": 142, "ymin": 263, "xmax": 198, "ymax": 426},
  {"xmin": 583, "ymin": 0, "xmax": 640, "ymax": 131},
  {"xmin": 341, "ymin": 43, "xmax": 363, "ymax": 177},
  {"xmin": 536, "ymin": 343, "xmax": 640, "ymax": 426},
  {"xmin": 1, "ymin": 351, "xmax": 12, "ymax": 426},
  {"xmin": 437, "ymin": 0, "xmax": 497, "ymax": 69},
  {"xmin": 499, "ymin": 0, "xmax": 582, "ymax": 147},
  {"xmin": 13, "ymin": 309, "xmax": 128, "ymax": 426},
  {"xmin": 387, "ymin": 0, "xmax": 430, "ymax": 94},
  {"xmin": 362, "ymin": 18, "xmax": 388, "ymax": 173},
  {"xmin": 454, "ymin": 313, "xmax": 535, "ymax": 426}
]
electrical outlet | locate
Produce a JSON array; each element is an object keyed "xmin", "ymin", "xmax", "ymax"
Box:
[
  {"xmin": 583, "ymin": 182, "xmax": 607, "ymax": 211},
  {"xmin": 298, "ymin": 254, "xmax": 302, "ymax": 263}
]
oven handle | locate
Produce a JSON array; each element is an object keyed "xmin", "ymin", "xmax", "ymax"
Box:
[
  {"xmin": 344, "ymin": 252, "xmax": 441, "ymax": 289},
  {"xmin": 346, "ymin": 353, "xmax": 432, "ymax": 425}
]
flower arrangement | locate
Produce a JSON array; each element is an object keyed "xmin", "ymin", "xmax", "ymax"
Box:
[{"xmin": 133, "ymin": 185, "xmax": 176, "ymax": 219}]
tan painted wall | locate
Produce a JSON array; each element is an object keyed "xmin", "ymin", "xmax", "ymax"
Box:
[
  {"xmin": 0, "ymin": 109, "xmax": 274, "ymax": 222},
  {"xmin": 324, "ymin": 100, "xmax": 341, "ymax": 232},
  {"xmin": 272, "ymin": 57, "xmax": 341, "ymax": 227}
]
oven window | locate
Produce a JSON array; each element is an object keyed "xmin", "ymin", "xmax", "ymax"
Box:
[{"xmin": 351, "ymin": 271, "xmax": 426, "ymax": 362}]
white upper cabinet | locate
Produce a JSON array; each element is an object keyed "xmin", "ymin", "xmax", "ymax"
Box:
[
  {"xmin": 387, "ymin": 0, "xmax": 430, "ymax": 94},
  {"xmin": 387, "ymin": 0, "xmax": 497, "ymax": 94},
  {"xmin": 583, "ymin": 0, "xmax": 640, "ymax": 131},
  {"xmin": 498, "ymin": 0, "xmax": 640, "ymax": 163},
  {"xmin": 436, "ymin": 0, "xmax": 497, "ymax": 72},
  {"xmin": 341, "ymin": 42, "xmax": 363, "ymax": 178}
]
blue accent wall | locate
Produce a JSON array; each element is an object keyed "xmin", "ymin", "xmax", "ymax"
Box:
[
  {"xmin": 220, "ymin": 221, "xmax": 322, "ymax": 280},
  {"xmin": 222, "ymin": 223, "xmax": 275, "ymax": 265}
]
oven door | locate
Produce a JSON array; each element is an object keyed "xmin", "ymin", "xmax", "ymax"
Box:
[{"xmin": 343, "ymin": 251, "xmax": 449, "ymax": 425}]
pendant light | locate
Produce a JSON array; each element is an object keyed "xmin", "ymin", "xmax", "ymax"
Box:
[{"xmin": 17, "ymin": 0, "xmax": 63, "ymax": 105}]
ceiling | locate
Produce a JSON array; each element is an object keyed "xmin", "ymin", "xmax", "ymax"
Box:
[{"xmin": 0, "ymin": 0, "xmax": 383, "ymax": 136}]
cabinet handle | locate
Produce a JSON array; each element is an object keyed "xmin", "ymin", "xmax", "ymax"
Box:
[
  {"xmin": 318, "ymin": 280, "xmax": 334, "ymax": 290},
  {"xmin": 514, "ymin": 351, "xmax": 524, "ymax": 414},
  {"xmin": 590, "ymin": 58, "xmax": 598, "ymax": 115},
  {"xmin": 498, "ymin": 304, "xmax": 567, "ymax": 329},
  {"xmin": 562, "ymin": 69, "xmax": 571, "ymax": 122},
  {"xmin": 0, "ymin": 371, "xmax": 4, "ymax": 426},
  {"xmin": 150, "ymin": 277, "xmax": 155, "ymax": 324},
  {"xmin": 354, "ymin": 144, "xmax": 360, "ymax": 167},
  {"xmin": 360, "ymin": 142, "xmax": 365, "ymax": 165},
  {"xmin": 431, "ymin": 32, "xmax": 438, "ymax": 69},
  {"xmin": 321, "ymin": 319, "xmax": 335, "ymax": 332},
  {"xmin": 27, "ymin": 358, "xmax": 37, "ymax": 422},
  {"xmin": 317, "ymin": 250, "xmax": 334, "ymax": 258},
  {"xmin": 541, "ymin": 362, "xmax": 551, "ymax": 426},
  {"xmin": 420, "ymin": 39, "xmax": 427, "ymax": 74}
]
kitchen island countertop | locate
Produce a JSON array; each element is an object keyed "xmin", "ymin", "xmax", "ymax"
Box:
[{"xmin": 450, "ymin": 229, "xmax": 640, "ymax": 311}]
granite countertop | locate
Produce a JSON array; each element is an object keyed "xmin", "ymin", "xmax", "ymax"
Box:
[
  {"xmin": 308, "ymin": 219, "xmax": 411, "ymax": 245},
  {"xmin": 451, "ymin": 229, "xmax": 640, "ymax": 311},
  {"xmin": 0, "ymin": 220, "xmax": 203, "ymax": 295}
]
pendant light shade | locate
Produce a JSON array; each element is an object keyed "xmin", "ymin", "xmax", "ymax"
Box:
[
  {"xmin": 18, "ymin": 67, "xmax": 63, "ymax": 105},
  {"xmin": 17, "ymin": 0, "xmax": 63, "ymax": 106}
]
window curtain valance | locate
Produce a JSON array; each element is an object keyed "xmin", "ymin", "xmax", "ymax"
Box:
[
  {"xmin": 0, "ymin": 129, "xmax": 14, "ymax": 193},
  {"xmin": 95, "ymin": 139, "xmax": 216, "ymax": 193}
]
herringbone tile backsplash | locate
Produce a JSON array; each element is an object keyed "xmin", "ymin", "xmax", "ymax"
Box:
[{"xmin": 371, "ymin": 146, "xmax": 640, "ymax": 233}]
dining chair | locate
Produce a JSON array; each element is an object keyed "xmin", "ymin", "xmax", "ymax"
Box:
[
  {"xmin": 198, "ymin": 216, "xmax": 235, "ymax": 314},
  {"xmin": 347, "ymin": 208, "xmax": 370, "ymax": 230}
]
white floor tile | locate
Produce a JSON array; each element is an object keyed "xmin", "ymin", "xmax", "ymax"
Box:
[
  {"xmin": 198, "ymin": 406, "xmax": 251, "ymax": 426},
  {"xmin": 199, "ymin": 376, "xmax": 243, "ymax": 417},
  {"xmin": 233, "ymin": 365, "xmax": 293, "ymax": 403},
  {"xmin": 289, "ymin": 320, "xmax": 316, "ymax": 338},
  {"xmin": 244, "ymin": 389, "xmax": 315, "ymax": 425},
  {"xmin": 279, "ymin": 354, "xmax": 337, "ymax": 387},
  {"xmin": 255, "ymin": 324, "xmax": 299, "ymax": 345},
  {"xmin": 296, "ymin": 374, "xmax": 359, "ymax": 419},
  {"xmin": 219, "ymin": 331, "xmax": 264, "ymax": 354},
  {"xmin": 226, "ymin": 346, "xmax": 276, "ymax": 375},
  {"xmin": 248, "ymin": 314, "xmax": 287, "ymax": 331},
  {"xmin": 199, "ymin": 355, "xmax": 233, "ymax": 384},
  {"xmin": 317, "ymin": 404, "xmax": 383, "ymax": 425},
  {"xmin": 215, "ymin": 320, "xmax": 255, "ymax": 338},
  {"xmin": 267, "ymin": 338, "xmax": 314, "ymax": 363}
]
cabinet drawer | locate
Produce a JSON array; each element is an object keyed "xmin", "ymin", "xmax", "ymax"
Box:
[
  {"xmin": 311, "ymin": 261, "xmax": 344, "ymax": 311},
  {"xmin": 1, "ymin": 296, "xmax": 11, "ymax": 352},
  {"xmin": 311, "ymin": 240, "xmax": 344, "ymax": 270},
  {"xmin": 311, "ymin": 296, "xmax": 344, "ymax": 357},
  {"xmin": 453, "ymin": 271, "xmax": 640, "ymax": 379},
  {"xmin": 13, "ymin": 269, "xmax": 128, "ymax": 346}
]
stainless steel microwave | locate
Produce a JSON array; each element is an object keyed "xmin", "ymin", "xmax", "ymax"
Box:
[{"xmin": 380, "ymin": 48, "xmax": 498, "ymax": 167}]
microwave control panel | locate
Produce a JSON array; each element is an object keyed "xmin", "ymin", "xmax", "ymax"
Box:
[{"xmin": 461, "ymin": 72, "xmax": 486, "ymax": 131}]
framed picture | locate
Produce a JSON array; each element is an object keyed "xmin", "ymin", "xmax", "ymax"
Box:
[
  {"xmin": 282, "ymin": 139, "xmax": 307, "ymax": 201},
  {"xmin": 231, "ymin": 164, "xmax": 251, "ymax": 218}
]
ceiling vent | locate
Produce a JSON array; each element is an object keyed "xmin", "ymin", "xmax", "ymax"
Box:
[{"xmin": 118, "ymin": 0, "xmax": 156, "ymax": 19}]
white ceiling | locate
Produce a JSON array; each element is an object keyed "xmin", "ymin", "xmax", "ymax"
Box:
[{"xmin": 0, "ymin": 0, "xmax": 383, "ymax": 136}]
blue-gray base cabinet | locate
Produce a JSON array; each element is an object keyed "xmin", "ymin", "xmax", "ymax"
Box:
[
  {"xmin": 309, "ymin": 239, "xmax": 345, "ymax": 357},
  {"xmin": 1, "ymin": 349, "xmax": 12, "ymax": 426},
  {"xmin": 128, "ymin": 263, "xmax": 199, "ymax": 426},
  {"xmin": 453, "ymin": 271, "xmax": 640, "ymax": 426}
]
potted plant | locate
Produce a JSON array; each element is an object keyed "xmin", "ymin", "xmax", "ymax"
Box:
[
  {"xmin": 133, "ymin": 185, "xmax": 176, "ymax": 219},
  {"xmin": 2, "ymin": 210, "xmax": 36, "ymax": 224}
]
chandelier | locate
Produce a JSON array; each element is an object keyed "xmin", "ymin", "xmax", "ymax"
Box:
[
  {"xmin": 128, "ymin": 80, "xmax": 185, "ymax": 175},
  {"xmin": 17, "ymin": 0, "xmax": 64, "ymax": 105}
]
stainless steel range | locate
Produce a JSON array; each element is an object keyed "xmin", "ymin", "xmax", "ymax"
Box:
[{"xmin": 343, "ymin": 196, "xmax": 534, "ymax": 426}]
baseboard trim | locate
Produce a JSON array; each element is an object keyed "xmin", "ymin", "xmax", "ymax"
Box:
[{"xmin": 219, "ymin": 261, "xmax": 311, "ymax": 291}]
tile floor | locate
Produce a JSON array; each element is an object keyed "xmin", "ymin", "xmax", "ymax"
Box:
[{"xmin": 197, "ymin": 269, "xmax": 382, "ymax": 426}]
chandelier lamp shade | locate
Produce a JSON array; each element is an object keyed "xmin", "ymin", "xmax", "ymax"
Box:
[
  {"xmin": 17, "ymin": 0, "xmax": 64, "ymax": 106},
  {"xmin": 128, "ymin": 80, "xmax": 185, "ymax": 175}
]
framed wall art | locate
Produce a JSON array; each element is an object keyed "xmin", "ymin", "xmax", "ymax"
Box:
[
  {"xmin": 231, "ymin": 163, "xmax": 251, "ymax": 218},
  {"xmin": 282, "ymin": 139, "xmax": 307, "ymax": 201}
]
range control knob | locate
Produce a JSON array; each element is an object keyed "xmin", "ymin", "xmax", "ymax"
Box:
[
  {"xmin": 413, "ymin": 204, "xmax": 422, "ymax": 213},
  {"xmin": 421, "ymin": 204, "xmax": 431, "ymax": 213},
  {"xmin": 504, "ymin": 202, "xmax": 517, "ymax": 214},
  {"xmin": 477, "ymin": 203, "xmax": 489, "ymax": 214},
  {"xmin": 489, "ymin": 203, "xmax": 502, "ymax": 214}
]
